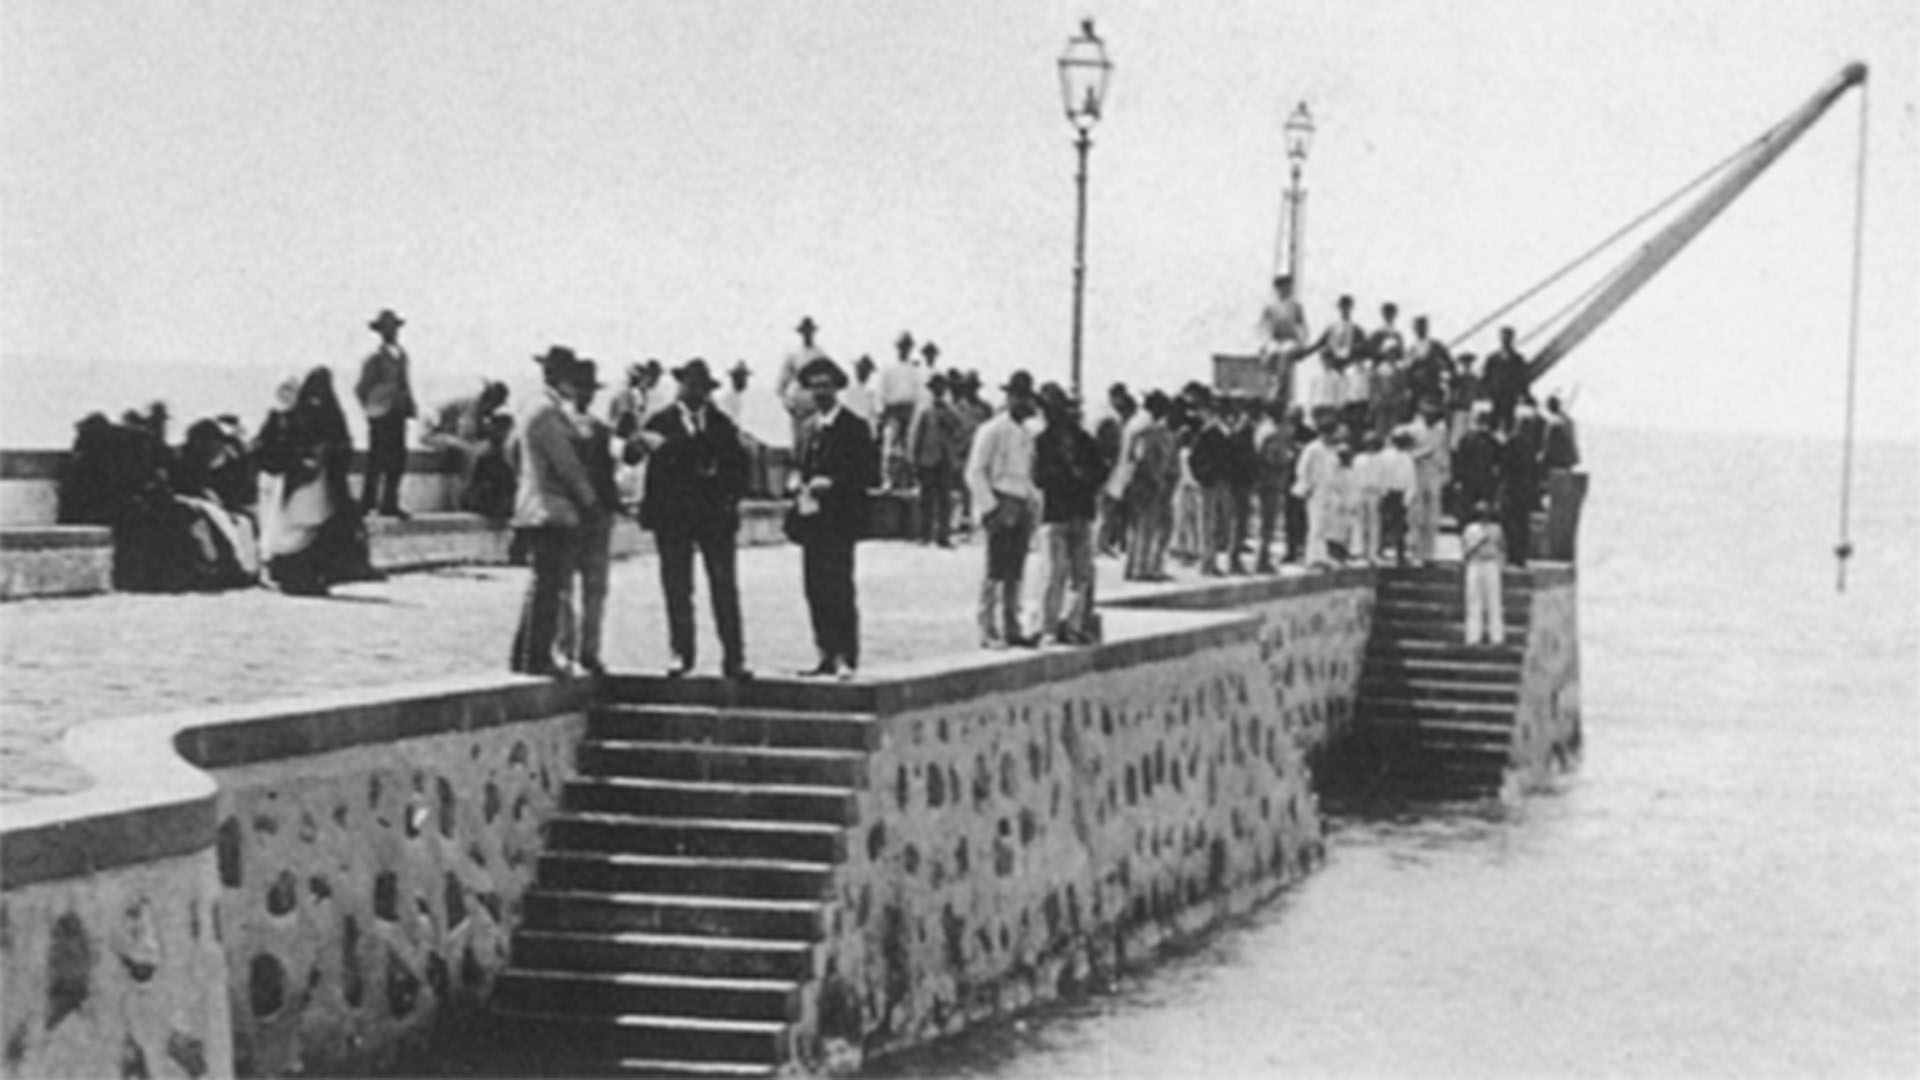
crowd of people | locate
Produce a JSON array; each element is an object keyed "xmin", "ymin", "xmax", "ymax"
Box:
[{"xmin": 53, "ymin": 290, "xmax": 1578, "ymax": 663}]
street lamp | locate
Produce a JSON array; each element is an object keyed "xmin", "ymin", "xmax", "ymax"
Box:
[
  {"xmin": 1278, "ymin": 101, "xmax": 1315, "ymax": 287},
  {"xmin": 1058, "ymin": 19, "xmax": 1113, "ymax": 401}
]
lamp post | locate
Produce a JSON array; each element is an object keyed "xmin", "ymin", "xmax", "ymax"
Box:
[
  {"xmin": 1058, "ymin": 19, "xmax": 1113, "ymax": 402},
  {"xmin": 1278, "ymin": 101, "xmax": 1316, "ymax": 288}
]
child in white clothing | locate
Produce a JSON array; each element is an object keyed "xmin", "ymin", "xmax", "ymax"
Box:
[{"xmin": 1462, "ymin": 501, "xmax": 1506, "ymax": 646}]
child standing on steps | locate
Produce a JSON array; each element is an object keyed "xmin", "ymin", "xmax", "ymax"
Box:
[{"xmin": 1462, "ymin": 500, "xmax": 1506, "ymax": 646}]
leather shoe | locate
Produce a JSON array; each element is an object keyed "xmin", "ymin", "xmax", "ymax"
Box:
[
  {"xmin": 797, "ymin": 660, "xmax": 839, "ymax": 678},
  {"xmin": 723, "ymin": 664, "xmax": 755, "ymax": 682},
  {"xmin": 665, "ymin": 662, "xmax": 691, "ymax": 679}
]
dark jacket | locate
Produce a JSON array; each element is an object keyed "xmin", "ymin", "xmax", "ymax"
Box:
[
  {"xmin": 1481, "ymin": 348, "xmax": 1528, "ymax": 404},
  {"xmin": 1453, "ymin": 429, "xmax": 1503, "ymax": 509},
  {"xmin": 1188, "ymin": 423, "xmax": 1236, "ymax": 489},
  {"xmin": 1034, "ymin": 419, "xmax": 1104, "ymax": 524},
  {"xmin": 798, "ymin": 407, "xmax": 878, "ymax": 544},
  {"xmin": 639, "ymin": 403, "xmax": 750, "ymax": 532}
]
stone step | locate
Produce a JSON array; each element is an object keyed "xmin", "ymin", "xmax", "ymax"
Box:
[
  {"xmin": 1373, "ymin": 602, "xmax": 1533, "ymax": 627},
  {"xmin": 590, "ymin": 704, "xmax": 878, "ymax": 752},
  {"xmin": 1366, "ymin": 638, "xmax": 1525, "ymax": 663},
  {"xmin": 604, "ymin": 1059, "xmax": 778, "ymax": 1079},
  {"xmin": 510, "ymin": 930, "xmax": 815, "ymax": 980},
  {"xmin": 548, "ymin": 812, "xmax": 848, "ymax": 864},
  {"xmin": 522, "ymin": 889, "xmax": 827, "ymax": 941},
  {"xmin": 492, "ymin": 1009, "xmax": 789, "ymax": 1067},
  {"xmin": 1362, "ymin": 730, "xmax": 1513, "ymax": 762},
  {"xmin": 493, "ymin": 969, "xmax": 802, "ymax": 1023},
  {"xmin": 1377, "ymin": 581, "xmax": 1534, "ymax": 603},
  {"xmin": 1358, "ymin": 656, "xmax": 1522, "ymax": 684},
  {"xmin": 578, "ymin": 742, "xmax": 869, "ymax": 789},
  {"xmin": 1362, "ymin": 700, "xmax": 1516, "ymax": 728},
  {"xmin": 1370, "ymin": 618, "xmax": 1528, "ymax": 643},
  {"xmin": 564, "ymin": 777, "xmax": 859, "ymax": 825},
  {"xmin": 537, "ymin": 852, "xmax": 835, "ymax": 900},
  {"xmin": 1376, "ymin": 564, "xmax": 1537, "ymax": 586},
  {"xmin": 1357, "ymin": 675, "xmax": 1520, "ymax": 704}
]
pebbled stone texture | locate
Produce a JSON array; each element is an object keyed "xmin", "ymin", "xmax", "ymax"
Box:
[{"xmin": 208, "ymin": 714, "xmax": 582, "ymax": 1077}]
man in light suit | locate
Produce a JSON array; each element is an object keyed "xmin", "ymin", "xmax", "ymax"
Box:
[
  {"xmin": 792, "ymin": 357, "xmax": 878, "ymax": 678},
  {"xmin": 509, "ymin": 346, "xmax": 600, "ymax": 676},
  {"xmin": 636, "ymin": 358, "xmax": 753, "ymax": 679}
]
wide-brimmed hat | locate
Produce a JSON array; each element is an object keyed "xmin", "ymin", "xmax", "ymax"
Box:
[
  {"xmin": 673, "ymin": 358, "xmax": 720, "ymax": 390},
  {"xmin": 533, "ymin": 345, "xmax": 580, "ymax": 373},
  {"xmin": 1001, "ymin": 370, "xmax": 1036, "ymax": 398},
  {"xmin": 569, "ymin": 360, "xmax": 606, "ymax": 389},
  {"xmin": 369, "ymin": 309, "xmax": 405, "ymax": 332},
  {"xmin": 796, "ymin": 315, "xmax": 818, "ymax": 334},
  {"xmin": 895, "ymin": 331, "xmax": 915, "ymax": 351},
  {"xmin": 920, "ymin": 341, "xmax": 940, "ymax": 361},
  {"xmin": 797, "ymin": 356, "xmax": 848, "ymax": 389},
  {"xmin": 1037, "ymin": 381, "xmax": 1074, "ymax": 411}
]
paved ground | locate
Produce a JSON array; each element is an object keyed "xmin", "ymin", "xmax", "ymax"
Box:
[{"xmin": 3, "ymin": 540, "xmax": 1339, "ymax": 803}]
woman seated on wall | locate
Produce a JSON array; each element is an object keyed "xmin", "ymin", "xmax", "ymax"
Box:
[{"xmin": 255, "ymin": 369, "xmax": 379, "ymax": 596}]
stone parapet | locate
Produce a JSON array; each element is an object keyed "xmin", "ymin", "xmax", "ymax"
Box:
[
  {"xmin": 0, "ymin": 675, "xmax": 592, "ymax": 1079},
  {"xmin": 1509, "ymin": 563, "xmax": 1581, "ymax": 794},
  {"xmin": 0, "ymin": 526, "xmax": 113, "ymax": 601}
]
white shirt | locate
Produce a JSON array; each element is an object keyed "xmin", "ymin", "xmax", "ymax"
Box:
[
  {"xmin": 842, "ymin": 380, "xmax": 878, "ymax": 427},
  {"xmin": 1376, "ymin": 447, "xmax": 1417, "ymax": 496},
  {"xmin": 879, "ymin": 359, "xmax": 925, "ymax": 409},
  {"xmin": 1292, "ymin": 439, "xmax": 1339, "ymax": 499},
  {"xmin": 964, "ymin": 410, "xmax": 1037, "ymax": 524}
]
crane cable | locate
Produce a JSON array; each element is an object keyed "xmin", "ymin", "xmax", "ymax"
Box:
[
  {"xmin": 1835, "ymin": 81, "xmax": 1870, "ymax": 593},
  {"xmin": 1445, "ymin": 121, "xmax": 1781, "ymax": 353}
]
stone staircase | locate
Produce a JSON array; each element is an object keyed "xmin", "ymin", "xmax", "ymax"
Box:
[
  {"xmin": 1351, "ymin": 564, "xmax": 1534, "ymax": 801},
  {"xmin": 492, "ymin": 678, "xmax": 875, "ymax": 1077}
]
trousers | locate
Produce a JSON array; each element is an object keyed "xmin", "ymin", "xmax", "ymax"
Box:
[
  {"xmin": 1411, "ymin": 473, "xmax": 1444, "ymax": 562},
  {"xmin": 556, "ymin": 514, "xmax": 613, "ymax": 667},
  {"xmin": 916, "ymin": 465, "xmax": 953, "ymax": 545},
  {"xmin": 362, "ymin": 413, "xmax": 409, "ymax": 512},
  {"xmin": 979, "ymin": 516, "xmax": 1032, "ymax": 642},
  {"xmin": 802, "ymin": 536, "xmax": 860, "ymax": 667},
  {"xmin": 511, "ymin": 526, "xmax": 580, "ymax": 674},
  {"xmin": 1464, "ymin": 559, "xmax": 1505, "ymax": 645},
  {"xmin": 1123, "ymin": 490, "xmax": 1170, "ymax": 580},
  {"xmin": 1041, "ymin": 518, "xmax": 1095, "ymax": 639},
  {"xmin": 656, "ymin": 520, "xmax": 745, "ymax": 670}
]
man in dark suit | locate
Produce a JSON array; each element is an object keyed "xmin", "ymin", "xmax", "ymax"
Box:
[
  {"xmin": 1481, "ymin": 326, "xmax": 1529, "ymax": 433},
  {"xmin": 637, "ymin": 359, "xmax": 753, "ymax": 679},
  {"xmin": 792, "ymin": 357, "xmax": 878, "ymax": 678},
  {"xmin": 355, "ymin": 308, "xmax": 416, "ymax": 517}
]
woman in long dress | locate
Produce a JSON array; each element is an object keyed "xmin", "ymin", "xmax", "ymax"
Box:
[{"xmin": 255, "ymin": 368, "xmax": 374, "ymax": 595}]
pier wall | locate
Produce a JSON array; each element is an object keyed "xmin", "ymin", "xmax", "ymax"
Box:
[
  {"xmin": 1510, "ymin": 566, "xmax": 1581, "ymax": 793},
  {"xmin": 0, "ymin": 676, "xmax": 592, "ymax": 1079},
  {"xmin": 800, "ymin": 574, "xmax": 1370, "ymax": 1068}
]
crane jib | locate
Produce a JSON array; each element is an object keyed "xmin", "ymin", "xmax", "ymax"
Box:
[{"xmin": 1524, "ymin": 62, "xmax": 1868, "ymax": 387}]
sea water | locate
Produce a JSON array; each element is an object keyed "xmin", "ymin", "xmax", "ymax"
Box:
[{"xmin": 872, "ymin": 426, "xmax": 1920, "ymax": 1078}]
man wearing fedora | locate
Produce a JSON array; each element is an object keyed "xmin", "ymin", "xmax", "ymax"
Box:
[
  {"xmin": 791, "ymin": 357, "xmax": 878, "ymax": 678},
  {"xmin": 355, "ymin": 309, "xmax": 416, "ymax": 518},
  {"xmin": 510, "ymin": 346, "xmax": 601, "ymax": 676},
  {"xmin": 964, "ymin": 370, "xmax": 1041, "ymax": 648},
  {"xmin": 775, "ymin": 316, "xmax": 827, "ymax": 453},
  {"xmin": 637, "ymin": 359, "xmax": 752, "ymax": 679}
]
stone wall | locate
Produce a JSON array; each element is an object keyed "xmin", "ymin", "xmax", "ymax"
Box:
[
  {"xmin": 0, "ymin": 527, "xmax": 112, "ymax": 601},
  {"xmin": 0, "ymin": 675, "xmax": 592, "ymax": 1079},
  {"xmin": 1509, "ymin": 566, "xmax": 1581, "ymax": 794},
  {"xmin": 806, "ymin": 603, "xmax": 1339, "ymax": 1068},
  {"xmin": 1106, "ymin": 570, "xmax": 1375, "ymax": 767}
]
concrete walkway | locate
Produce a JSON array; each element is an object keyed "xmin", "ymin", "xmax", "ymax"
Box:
[{"xmin": 0, "ymin": 538, "xmax": 1390, "ymax": 803}]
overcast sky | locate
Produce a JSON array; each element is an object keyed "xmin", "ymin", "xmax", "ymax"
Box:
[{"xmin": 2, "ymin": 0, "xmax": 1915, "ymax": 442}]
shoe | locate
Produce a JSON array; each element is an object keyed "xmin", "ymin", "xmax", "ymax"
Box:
[
  {"xmin": 578, "ymin": 657, "xmax": 607, "ymax": 677},
  {"xmin": 723, "ymin": 664, "xmax": 755, "ymax": 682},
  {"xmin": 665, "ymin": 661, "xmax": 691, "ymax": 679},
  {"xmin": 836, "ymin": 665, "xmax": 859, "ymax": 682},
  {"xmin": 797, "ymin": 660, "xmax": 839, "ymax": 678},
  {"xmin": 1006, "ymin": 634, "xmax": 1041, "ymax": 649}
]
